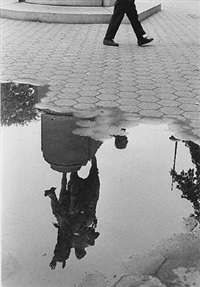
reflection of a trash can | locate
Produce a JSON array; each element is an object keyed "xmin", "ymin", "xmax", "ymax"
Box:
[{"xmin": 41, "ymin": 114, "xmax": 102, "ymax": 173}]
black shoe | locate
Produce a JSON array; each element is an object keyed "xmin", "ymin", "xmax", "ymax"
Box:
[
  {"xmin": 103, "ymin": 38, "xmax": 119, "ymax": 47},
  {"xmin": 44, "ymin": 187, "xmax": 56, "ymax": 197},
  {"xmin": 138, "ymin": 36, "xmax": 153, "ymax": 46}
]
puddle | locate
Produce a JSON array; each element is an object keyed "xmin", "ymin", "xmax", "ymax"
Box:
[{"xmin": 1, "ymin": 83, "xmax": 200, "ymax": 287}]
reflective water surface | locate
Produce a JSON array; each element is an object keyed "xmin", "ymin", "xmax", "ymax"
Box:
[{"xmin": 1, "ymin": 83, "xmax": 200, "ymax": 287}]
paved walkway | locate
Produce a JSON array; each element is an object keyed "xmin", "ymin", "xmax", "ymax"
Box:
[{"xmin": 1, "ymin": 1, "xmax": 200, "ymax": 140}]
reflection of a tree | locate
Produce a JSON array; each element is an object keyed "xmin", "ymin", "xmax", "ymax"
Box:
[
  {"xmin": 1, "ymin": 82, "xmax": 39, "ymax": 126},
  {"xmin": 44, "ymin": 156, "xmax": 100, "ymax": 269},
  {"xmin": 170, "ymin": 136, "xmax": 200, "ymax": 223}
]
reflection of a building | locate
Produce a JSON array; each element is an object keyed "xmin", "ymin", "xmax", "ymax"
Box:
[
  {"xmin": 41, "ymin": 113, "xmax": 102, "ymax": 269},
  {"xmin": 42, "ymin": 113, "xmax": 102, "ymax": 172},
  {"xmin": 170, "ymin": 136, "xmax": 200, "ymax": 230}
]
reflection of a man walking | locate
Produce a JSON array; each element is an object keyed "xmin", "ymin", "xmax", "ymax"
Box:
[
  {"xmin": 41, "ymin": 111, "xmax": 129, "ymax": 269},
  {"xmin": 45, "ymin": 156, "xmax": 100, "ymax": 269}
]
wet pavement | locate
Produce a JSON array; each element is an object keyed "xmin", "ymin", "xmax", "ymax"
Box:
[
  {"xmin": 1, "ymin": 1, "xmax": 200, "ymax": 287},
  {"xmin": 1, "ymin": 1, "xmax": 200, "ymax": 140}
]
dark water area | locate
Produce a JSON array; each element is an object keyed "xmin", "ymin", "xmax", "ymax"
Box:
[{"xmin": 1, "ymin": 83, "xmax": 200, "ymax": 286}]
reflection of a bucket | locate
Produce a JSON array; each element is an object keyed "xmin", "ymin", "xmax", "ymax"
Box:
[{"xmin": 41, "ymin": 114, "xmax": 102, "ymax": 172}]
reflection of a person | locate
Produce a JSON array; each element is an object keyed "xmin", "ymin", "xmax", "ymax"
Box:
[
  {"xmin": 44, "ymin": 156, "xmax": 100, "ymax": 269},
  {"xmin": 41, "ymin": 110, "xmax": 129, "ymax": 269},
  {"xmin": 170, "ymin": 136, "xmax": 200, "ymax": 228}
]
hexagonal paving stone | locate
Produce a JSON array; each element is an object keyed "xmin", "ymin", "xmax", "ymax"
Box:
[
  {"xmin": 40, "ymin": 97, "xmax": 52, "ymax": 103},
  {"xmin": 78, "ymin": 91, "xmax": 100, "ymax": 97},
  {"xmin": 136, "ymin": 90, "xmax": 158, "ymax": 98},
  {"xmin": 154, "ymin": 83, "xmax": 173, "ymax": 89},
  {"xmin": 118, "ymin": 80, "xmax": 137, "ymax": 86},
  {"xmin": 118, "ymin": 92, "xmax": 138, "ymax": 99},
  {"xmin": 170, "ymin": 81, "xmax": 190, "ymax": 87},
  {"xmin": 81, "ymin": 86, "xmax": 100, "ymax": 91},
  {"xmin": 61, "ymin": 88, "xmax": 81, "ymax": 93},
  {"xmin": 117, "ymin": 98, "xmax": 139, "ymax": 105},
  {"xmin": 138, "ymin": 102, "xmax": 161, "ymax": 110},
  {"xmin": 158, "ymin": 100, "xmax": 180, "ymax": 107},
  {"xmin": 99, "ymin": 83, "xmax": 119, "ymax": 89},
  {"xmin": 160, "ymin": 107, "xmax": 183, "ymax": 115},
  {"xmin": 83, "ymin": 81, "xmax": 102, "ymax": 86},
  {"xmin": 95, "ymin": 101, "xmax": 119, "ymax": 108},
  {"xmin": 186, "ymin": 79, "xmax": 200, "ymax": 85},
  {"xmin": 139, "ymin": 110, "xmax": 163, "ymax": 118},
  {"xmin": 73, "ymin": 103, "xmax": 96, "ymax": 110},
  {"xmin": 190, "ymin": 120, "xmax": 200, "ymax": 128},
  {"xmin": 65, "ymin": 77, "xmax": 85, "ymax": 83},
  {"xmin": 136, "ymin": 95, "xmax": 159, "ymax": 102},
  {"xmin": 84, "ymin": 77, "xmax": 103, "ymax": 83},
  {"xmin": 136, "ymin": 84, "xmax": 156, "ymax": 90},
  {"xmin": 162, "ymin": 114, "xmax": 186, "ymax": 122},
  {"xmin": 172, "ymin": 85, "xmax": 193, "ymax": 92},
  {"xmin": 176, "ymin": 97, "xmax": 198, "ymax": 104},
  {"xmin": 174, "ymin": 91, "xmax": 194, "ymax": 97},
  {"xmin": 76, "ymin": 97, "xmax": 98, "ymax": 104},
  {"xmin": 118, "ymin": 86, "xmax": 138, "ymax": 92},
  {"xmin": 192, "ymin": 90, "xmax": 200, "ymax": 96},
  {"xmin": 156, "ymin": 93, "xmax": 178, "ymax": 100},
  {"xmin": 49, "ymin": 85, "xmax": 65, "ymax": 91},
  {"xmin": 180, "ymin": 104, "xmax": 199, "ymax": 112},
  {"xmin": 97, "ymin": 94, "xmax": 119, "ymax": 101},
  {"xmin": 57, "ymin": 93, "xmax": 79, "ymax": 100},
  {"xmin": 50, "ymin": 75, "xmax": 69, "ymax": 80},
  {"xmin": 54, "ymin": 99, "xmax": 77, "ymax": 106},
  {"xmin": 153, "ymin": 78, "xmax": 170, "ymax": 83},
  {"xmin": 120, "ymin": 106, "xmax": 140, "ymax": 113},
  {"xmin": 64, "ymin": 82, "xmax": 83, "ymax": 88},
  {"xmin": 182, "ymin": 112, "xmax": 200, "ymax": 120},
  {"xmin": 98, "ymin": 88, "xmax": 119, "ymax": 94},
  {"xmin": 154, "ymin": 88, "xmax": 176, "ymax": 94},
  {"xmin": 46, "ymin": 91, "xmax": 58, "ymax": 97},
  {"xmin": 48, "ymin": 80, "xmax": 66, "ymax": 86}
]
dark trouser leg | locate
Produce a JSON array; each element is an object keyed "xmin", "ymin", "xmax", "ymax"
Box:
[
  {"xmin": 50, "ymin": 194, "xmax": 59, "ymax": 219},
  {"xmin": 105, "ymin": 1, "xmax": 125, "ymax": 40},
  {"xmin": 125, "ymin": 1, "xmax": 146, "ymax": 39},
  {"xmin": 59, "ymin": 173, "xmax": 69, "ymax": 204}
]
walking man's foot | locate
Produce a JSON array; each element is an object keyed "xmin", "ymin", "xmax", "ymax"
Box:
[
  {"xmin": 44, "ymin": 187, "xmax": 56, "ymax": 197},
  {"xmin": 138, "ymin": 35, "xmax": 154, "ymax": 46},
  {"xmin": 103, "ymin": 38, "xmax": 119, "ymax": 47}
]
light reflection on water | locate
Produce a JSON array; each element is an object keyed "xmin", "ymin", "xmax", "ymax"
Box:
[{"xmin": 2, "ymin": 110, "xmax": 197, "ymax": 287}]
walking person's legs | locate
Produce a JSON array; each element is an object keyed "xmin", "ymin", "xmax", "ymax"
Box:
[
  {"xmin": 125, "ymin": 1, "xmax": 145, "ymax": 38},
  {"xmin": 103, "ymin": 0, "xmax": 125, "ymax": 46},
  {"xmin": 103, "ymin": 0, "xmax": 153, "ymax": 46},
  {"xmin": 125, "ymin": 0, "xmax": 153, "ymax": 46}
]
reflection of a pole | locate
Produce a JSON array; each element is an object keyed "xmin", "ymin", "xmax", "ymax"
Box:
[{"xmin": 171, "ymin": 141, "xmax": 178, "ymax": 191}]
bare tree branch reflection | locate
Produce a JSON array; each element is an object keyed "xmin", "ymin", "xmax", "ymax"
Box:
[{"xmin": 170, "ymin": 136, "xmax": 200, "ymax": 227}]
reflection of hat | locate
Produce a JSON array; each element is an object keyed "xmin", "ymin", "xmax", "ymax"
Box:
[
  {"xmin": 114, "ymin": 135, "xmax": 128, "ymax": 149},
  {"xmin": 75, "ymin": 248, "xmax": 87, "ymax": 260}
]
